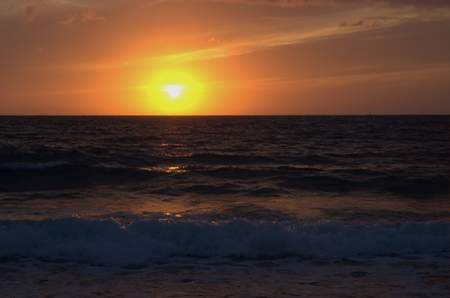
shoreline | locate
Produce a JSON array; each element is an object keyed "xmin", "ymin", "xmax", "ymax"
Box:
[{"xmin": 1, "ymin": 255, "xmax": 449, "ymax": 297}]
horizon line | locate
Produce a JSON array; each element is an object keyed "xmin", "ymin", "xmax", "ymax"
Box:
[{"xmin": 0, "ymin": 114, "xmax": 449, "ymax": 117}]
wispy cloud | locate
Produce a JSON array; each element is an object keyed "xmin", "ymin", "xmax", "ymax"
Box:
[
  {"xmin": 58, "ymin": 8, "xmax": 105, "ymax": 25},
  {"xmin": 44, "ymin": 23, "xmax": 395, "ymax": 71},
  {"xmin": 3, "ymin": 0, "xmax": 450, "ymax": 73},
  {"xmin": 211, "ymin": 0, "xmax": 450, "ymax": 8},
  {"xmin": 155, "ymin": 6, "xmax": 417, "ymax": 63}
]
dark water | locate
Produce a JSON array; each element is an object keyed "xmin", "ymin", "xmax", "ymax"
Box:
[
  {"xmin": 1, "ymin": 116, "xmax": 449, "ymax": 196},
  {"xmin": 0, "ymin": 116, "xmax": 449, "ymax": 263}
]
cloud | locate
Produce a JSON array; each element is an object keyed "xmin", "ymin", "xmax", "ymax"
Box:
[
  {"xmin": 24, "ymin": 4, "xmax": 37, "ymax": 22},
  {"xmin": 223, "ymin": 0, "xmax": 450, "ymax": 8},
  {"xmin": 157, "ymin": 21, "xmax": 391, "ymax": 63},
  {"xmin": 3, "ymin": 0, "xmax": 449, "ymax": 24},
  {"xmin": 339, "ymin": 16, "xmax": 399, "ymax": 28},
  {"xmin": 0, "ymin": 0, "xmax": 107, "ymax": 21},
  {"xmin": 3, "ymin": 0, "xmax": 449, "ymax": 71},
  {"xmin": 59, "ymin": 9, "xmax": 105, "ymax": 25},
  {"xmin": 383, "ymin": 0, "xmax": 450, "ymax": 8}
]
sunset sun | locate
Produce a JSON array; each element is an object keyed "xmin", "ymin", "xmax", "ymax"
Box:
[
  {"xmin": 163, "ymin": 84, "xmax": 184, "ymax": 100},
  {"xmin": 146, "ymin": 69, "xmax": 206, "ymax": 114}
]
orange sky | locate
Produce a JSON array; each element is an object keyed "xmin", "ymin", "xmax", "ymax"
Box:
[{"xmin": 1, "ymin": 0, "xmax": 450, "ymax": 115}]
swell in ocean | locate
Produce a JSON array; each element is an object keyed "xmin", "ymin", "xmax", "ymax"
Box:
[
  {"xmin": 1, "ymin": 116, "xmax": 449, "ymax": 199},
  {"xmin": 1, "ymin": 160, "xmax": 448, "ymax": 198}
]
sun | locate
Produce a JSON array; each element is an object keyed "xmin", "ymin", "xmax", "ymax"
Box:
[
  {"xmin": 145, "ymin": 69, "xmax": 206, "ymax": 114},
  {"xmin": 163, "ymin": 84, "xmax": 184, "ymax": 100}
]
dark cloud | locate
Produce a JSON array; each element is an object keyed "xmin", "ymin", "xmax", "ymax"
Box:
[
  {"xmin": 384, "ymin": 0, "xmax": 450, "ymax": 7},
  {"xmin": 339, "ymin": 16, "xmax": 398, "ymax": 28},
  {"xmin": 24, "ymin": 5, "xmax": 36, "ymax": 22},
  {"xmin": 222, "ymin": 0, "xmax": 450, "ymax": 8}
]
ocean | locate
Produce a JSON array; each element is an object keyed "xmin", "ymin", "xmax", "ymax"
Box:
[{"xmin": 0, "ymin": 116, "xmax": 449, "ymax": 297}]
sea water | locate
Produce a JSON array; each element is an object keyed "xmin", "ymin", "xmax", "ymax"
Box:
[{"xmin": 0, "ymin": 116, "xmax": 449, "ymax": 296}]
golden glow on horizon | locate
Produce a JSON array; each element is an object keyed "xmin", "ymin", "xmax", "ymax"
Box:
[{"xmin": 145, "ymin": 69, "xmax": 206, "ymax": 115}]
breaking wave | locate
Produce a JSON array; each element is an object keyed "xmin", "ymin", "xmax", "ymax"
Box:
[{"xmin": 0, "ymin": 219, "xmax": 448, "ymax": 265}]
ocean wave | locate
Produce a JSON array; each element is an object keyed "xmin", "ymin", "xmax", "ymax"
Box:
[
  {"xmin": 189, "ymin": 153, "xmax": 276, "ymax": 164},
  {"xmin": 0, "ymin": 161, "xmax": 68, "ymax": 170},
  {"xmin": 0, "ymin": 219, "xmax": 448, "ymax": 265},
  {"xmin": 278, "ymin": 172, "xmax": 450, "ymax": 197},
  {"xmin": 0, "ymin": 161, "xmax": 448, "ymax": 197},
  {"xmin": 0, "ymin": 164, "xmax": 159, "ymax": 192}
]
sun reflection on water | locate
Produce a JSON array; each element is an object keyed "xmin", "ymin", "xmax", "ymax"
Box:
[
  {"xmin": 140, "ymin": 165, "xmax": 187, "ymax": 174},
  {"xmin": 165, "ymin": 166, "xmax": 187, "ymax": 174}
]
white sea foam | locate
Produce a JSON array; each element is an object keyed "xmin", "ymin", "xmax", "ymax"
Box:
[{"xmin": 0, "ymin": 219, "xmax": 448, "ymax": 265}]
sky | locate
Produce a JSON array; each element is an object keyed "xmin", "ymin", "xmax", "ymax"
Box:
[{"xmin": 1, "ymin": 0, "xmax": 450, "ymax": 115}]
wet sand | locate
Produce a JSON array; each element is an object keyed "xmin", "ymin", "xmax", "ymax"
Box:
[{"xmin": 1, "ymin": 255, "xmax": 449, "ymax": 298}]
